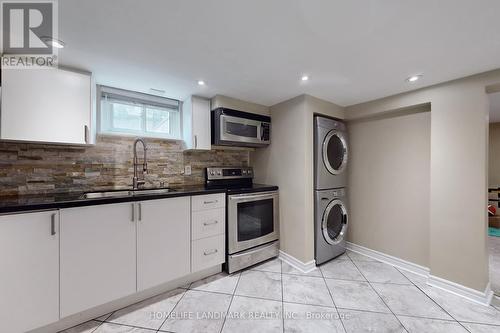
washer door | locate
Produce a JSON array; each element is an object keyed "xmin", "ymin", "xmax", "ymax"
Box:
[
  {"xmin": 322, "ymin": 130, "xmax": 348, "ymax": 175},
  {"xmin": 322, "ymin": 199, "xmax": 348, "ymax": 245}
]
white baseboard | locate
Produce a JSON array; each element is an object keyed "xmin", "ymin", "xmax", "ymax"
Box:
[
  {"xmin": 346, "ymin": 242, "xmax": 492, "ymax": 306},
  {"xmin": 278, "ymin": 250, "xmax": 317, "ymax": 273},
  {"xmin": 346, "ymin": 242, "xmax": 429, "ymax": 277},
  {"xmin": 427, "ymin": 275, "xmax": 494, "ymax": 306}
]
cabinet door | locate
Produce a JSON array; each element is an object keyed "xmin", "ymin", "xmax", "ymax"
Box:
[
  {"xmin": 192, "ymin": 96, "xmax": 211, "ymax": 150},
  {"xmin": 1, "ymin": 68, "xmax": 91, "ymax": 144},
  {"xmin": 0, "ymin": 211, "xmax": 59, "ymax": 333},
  {"xmin": 60, "ymin": 203, "xmax": 136, "ymax": 317},
  {"xmin": 182, "ymin": 96, "xmax": 211, "ymax": 150},
  {"xmin": 137, "ymin": 197, "xmax": 190, "ymax": 291}
]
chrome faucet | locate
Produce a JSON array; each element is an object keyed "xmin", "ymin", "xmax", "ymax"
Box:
[{"xmin": 133, "ymin": 138, "xmax": 148, "ymax": 190}]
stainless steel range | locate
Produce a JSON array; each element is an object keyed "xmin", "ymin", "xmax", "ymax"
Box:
[{"xmin": 206, "ymin": 167, "xmax": 279, "ymax": 273}]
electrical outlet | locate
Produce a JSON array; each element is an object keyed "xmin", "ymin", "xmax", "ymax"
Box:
[{"xmin": 184, "ymin": 165, "xmax": 192, "ymax": 176}]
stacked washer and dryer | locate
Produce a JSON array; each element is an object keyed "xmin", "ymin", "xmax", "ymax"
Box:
[{"xmin": 314, "ymin": 116, "xmax": 349, "ymax": 265}]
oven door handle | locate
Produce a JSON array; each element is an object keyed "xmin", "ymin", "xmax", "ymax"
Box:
[{"xmin": 229, "ymin": 192, "xmax": 277, "ymax": 201}]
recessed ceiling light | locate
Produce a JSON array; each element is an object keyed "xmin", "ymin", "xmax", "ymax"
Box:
[
  {"xmin": 406, "ymin": 74, "xmax": 423, "ymax": 83},
  {"xmin": 41, "ymin": 36, "xmax": 65, "ymax": 49},
  {"xmin": 301, "ymin": 75, "xmax": 309, "ymax": 81},
  {"xmin": 197, "ymin": 80, "xmax": 205, "ymax": 86}
]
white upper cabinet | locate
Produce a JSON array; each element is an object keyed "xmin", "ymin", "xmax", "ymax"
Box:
[
  {"xmin": 182, "ymin": 96, "xmax": 211, "ymax": 150},
  {"xmin": 1, "ymin": 68, "xmax": 92, "ymax": 144},
  {"xmin": 0, "ymin": 210, "xmax": 59, "ymax": 333}
]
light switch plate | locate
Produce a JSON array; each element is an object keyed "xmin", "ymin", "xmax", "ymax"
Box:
[{"xmin": 184, "ymin": 165, "xmax": 192, "ymax": 176}]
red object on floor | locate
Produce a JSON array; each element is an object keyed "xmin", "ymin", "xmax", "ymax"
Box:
[{"xmin": 488, "ymin": 205, "xmax": 496, "ymax": 216}]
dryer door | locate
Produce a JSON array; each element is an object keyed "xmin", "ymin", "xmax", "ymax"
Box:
[
  {"xmin": 322, "ymin": 130, "xmax": 348, "ymax": 175},
  {"xmin": 322, "ymin": 199, "xmax": 348, "ymax": 245}
]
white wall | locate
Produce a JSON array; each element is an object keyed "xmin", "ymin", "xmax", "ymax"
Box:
[
  {"xmin": 346, "ymin": 70, "xmax": 499, "ymax": 292},
  {"xmin": 252, "ymin": 94, "xmax": 344, "ymax": 262},
  {"xmin": 211, "ymin": 94, "xmax": 270, "ymax": 115},
  {"xmin": 347, "ymin": 110, "xmax": 431, "ymax": 266}
]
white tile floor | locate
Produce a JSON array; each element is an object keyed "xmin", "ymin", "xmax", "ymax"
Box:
[
  {"xmin": 489, "ymin": 235, "xmax": 500, "ymax": 295},
  {"xmin": 61, "ymin": 251, "xmax": 500, "ymax": 333}
]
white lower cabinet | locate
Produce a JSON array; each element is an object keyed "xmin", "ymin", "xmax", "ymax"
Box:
[
  {"xmin": 191, "ymin": 193, "xmax": 226, "ymax": 272},
  {"xmin": 60, "ymin": 203, "xmax": 137, "ymax": 317},
  {"xmin": 0, "ymin": 210, "xmax": 59, "ymax": 333},
  {"xmin": 137, "ymin": 197, "xmax": 190, "ymax": 291},
  {"xmin": 2, "ymin": 192, "xmax": 227, "ymax": 331},
  {"xmin": 192, "ymin": 234, "xmax": 225, "ymax": 272}
]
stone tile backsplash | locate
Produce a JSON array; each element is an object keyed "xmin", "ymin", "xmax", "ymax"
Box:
[{"xmin": 0, "ymin": 135, "xmax": 249, "ymax": 196}]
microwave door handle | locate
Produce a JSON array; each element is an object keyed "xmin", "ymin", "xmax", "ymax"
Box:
[{"xmin": 222, "ymin": 117, "xmax": 227, "ymax": 134}]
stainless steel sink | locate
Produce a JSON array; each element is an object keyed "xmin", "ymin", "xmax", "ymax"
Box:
[
  {"xmin": 132, "ymin": 188, "xmax": 175, "ymax": 196},
  {"xmin": 82, "ymin": 190, "xmax": 132, "ymax": 199},
  {"xmin": 83, "ymin": 188, "xmax": 175, "ymax": 199}
]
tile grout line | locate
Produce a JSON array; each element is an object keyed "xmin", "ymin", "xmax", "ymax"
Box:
[
  {"xmin": 154, "ymin": 288, "xmax": 188, "ymax": 333},
  {"xmin": 88, "ymin": 317, "xmax": 107, "ymax": 333},
  {"xmin": 456, "ymin": 320, "xmax": 500, "ymax": 327},
  {"xmin": 280, "ymin": 258, "xmax": 285, "ymax": 333},
  {"xmin": 349, "ymin": 259, "xmax": 410, "ymax": 333},
  {"xmin": 218, "ymin": 270, "xmax": 242, "ymax": 333},
  {"xmin": 319, "ymin": 258, "xmax": 348, "ymax": 333},
  {"xmin": 394, "ymin": 267, "xmax": 473, "ymax": 333},
  {"xmin": 93, "ymin": 321, "xmax": 162, "ymax": 332},
  {"xmin": 89, "ymin": 311, "xmax": 113, "ymax": 333}
]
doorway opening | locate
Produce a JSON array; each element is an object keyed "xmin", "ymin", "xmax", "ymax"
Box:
[{"xmin": 487, "ymin": 91, "xmax": 500, "ymax": 296}]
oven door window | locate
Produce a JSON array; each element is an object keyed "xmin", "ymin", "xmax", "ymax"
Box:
[
  {"xmin": 225, "ymin": 121, "xmax": 258, "ymax": 138},
  {"xmin": 237, "ymin": 199, "xmax": 274, "ymax": 241}
]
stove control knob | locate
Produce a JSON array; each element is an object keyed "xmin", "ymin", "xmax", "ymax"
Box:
[
  {"xmin": 242, "ymin": 170, "xmax": 247, "ymax": 175},
  {"xmin": 210, "ymin": 171, "xmax": 215, "ymax": 176},
  {"xmin": 217, "ymin": 171, "xmax": 222, "ymax": 175}
]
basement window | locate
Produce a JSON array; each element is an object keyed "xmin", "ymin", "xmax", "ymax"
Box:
[{"xmin": 98, "ymin": 85, "xmax": 181, "ymax": 140}]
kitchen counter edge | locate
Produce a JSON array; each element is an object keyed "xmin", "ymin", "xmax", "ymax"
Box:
[{"xmin": 0, "ymin": 187, "xmax": 227, "ymax": 214}]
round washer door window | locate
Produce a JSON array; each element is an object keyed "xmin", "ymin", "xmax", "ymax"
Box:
[
  {"xmin": 322, "ymin": 130, "xmax": 348, "ymax": 175},
  {"xmin": 322, "ymin": 199, "xmax": 348, "ymax": 245}
]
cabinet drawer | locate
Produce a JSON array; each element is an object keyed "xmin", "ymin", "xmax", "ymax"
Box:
[
  {"xmin": 192, "ymin": 234, "xmax": 225, "ymax": 272},
  {"xmin": 192, "ymin": 193, "xmax": 225, "ymax": 211},
  {"xmin": 192, "ymin": 208, "xmax": 225, "ymax": 240}
]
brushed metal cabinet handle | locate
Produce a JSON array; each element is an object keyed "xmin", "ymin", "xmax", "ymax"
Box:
[
  {"xmin": 203, "ymin": 249, "xmax": 218, "ymax": 256},
  {"xmin": 203, "ymin": 200, "xmax": 217, "ymax": 204},
  {"xmin": 84, "ymin": 125, "xmax": 89, "ymax": 144},
  {"xmin": 50, "ymin": 213, "xmax": 56, "ymax": 236},
  {"xmin": 131, "ymin": 203, "xmax": 135, "ymax": 222},
  {"xmin": 194, "ymin": 135, "xmax": 198, "ymax": 149},
  {"xmin": 203, "ymin": 220, "xmax": 218, "ymax": 226},
  {"xmin": 138, "ymin": 203, "xmax": 142, "ymax": 221}
]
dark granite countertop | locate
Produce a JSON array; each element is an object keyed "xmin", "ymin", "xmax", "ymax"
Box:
[{"xmin": 0, "ymin": 185, "xmax": 226, "ymax": 214}]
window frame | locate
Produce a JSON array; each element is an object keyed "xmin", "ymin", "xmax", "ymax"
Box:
[{"xmin": 97, "ymin": 85, "xmax": 182, "ymax": 140}]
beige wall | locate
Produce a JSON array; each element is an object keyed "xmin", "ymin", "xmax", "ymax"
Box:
[
  {"xmin": 252, "ymin": 94, "xmax": 344, "ymax": 262},
  {"xmin": 489, "ymin": 122, "xmax": 500, "ymax": 186},
  {"xmin": 211, "ymin": 94, "xmax": 270, "ymax": 115},
  {"xmin": 346, "ymin": 70, "xmax": 500, "ymax": 291},
  {"xmin": 347, "ymin": 110, "xmax": 431, "ymax": 267}
]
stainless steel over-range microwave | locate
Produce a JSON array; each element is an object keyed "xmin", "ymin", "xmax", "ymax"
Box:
[{"xmin": 211, "ymin": 108, "xmax": 271, "ymax": 147}]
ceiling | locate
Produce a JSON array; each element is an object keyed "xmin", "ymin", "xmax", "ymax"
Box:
[{"xmin": 59, "ymin": 0, "xmax": 500, "ymax": 106}]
